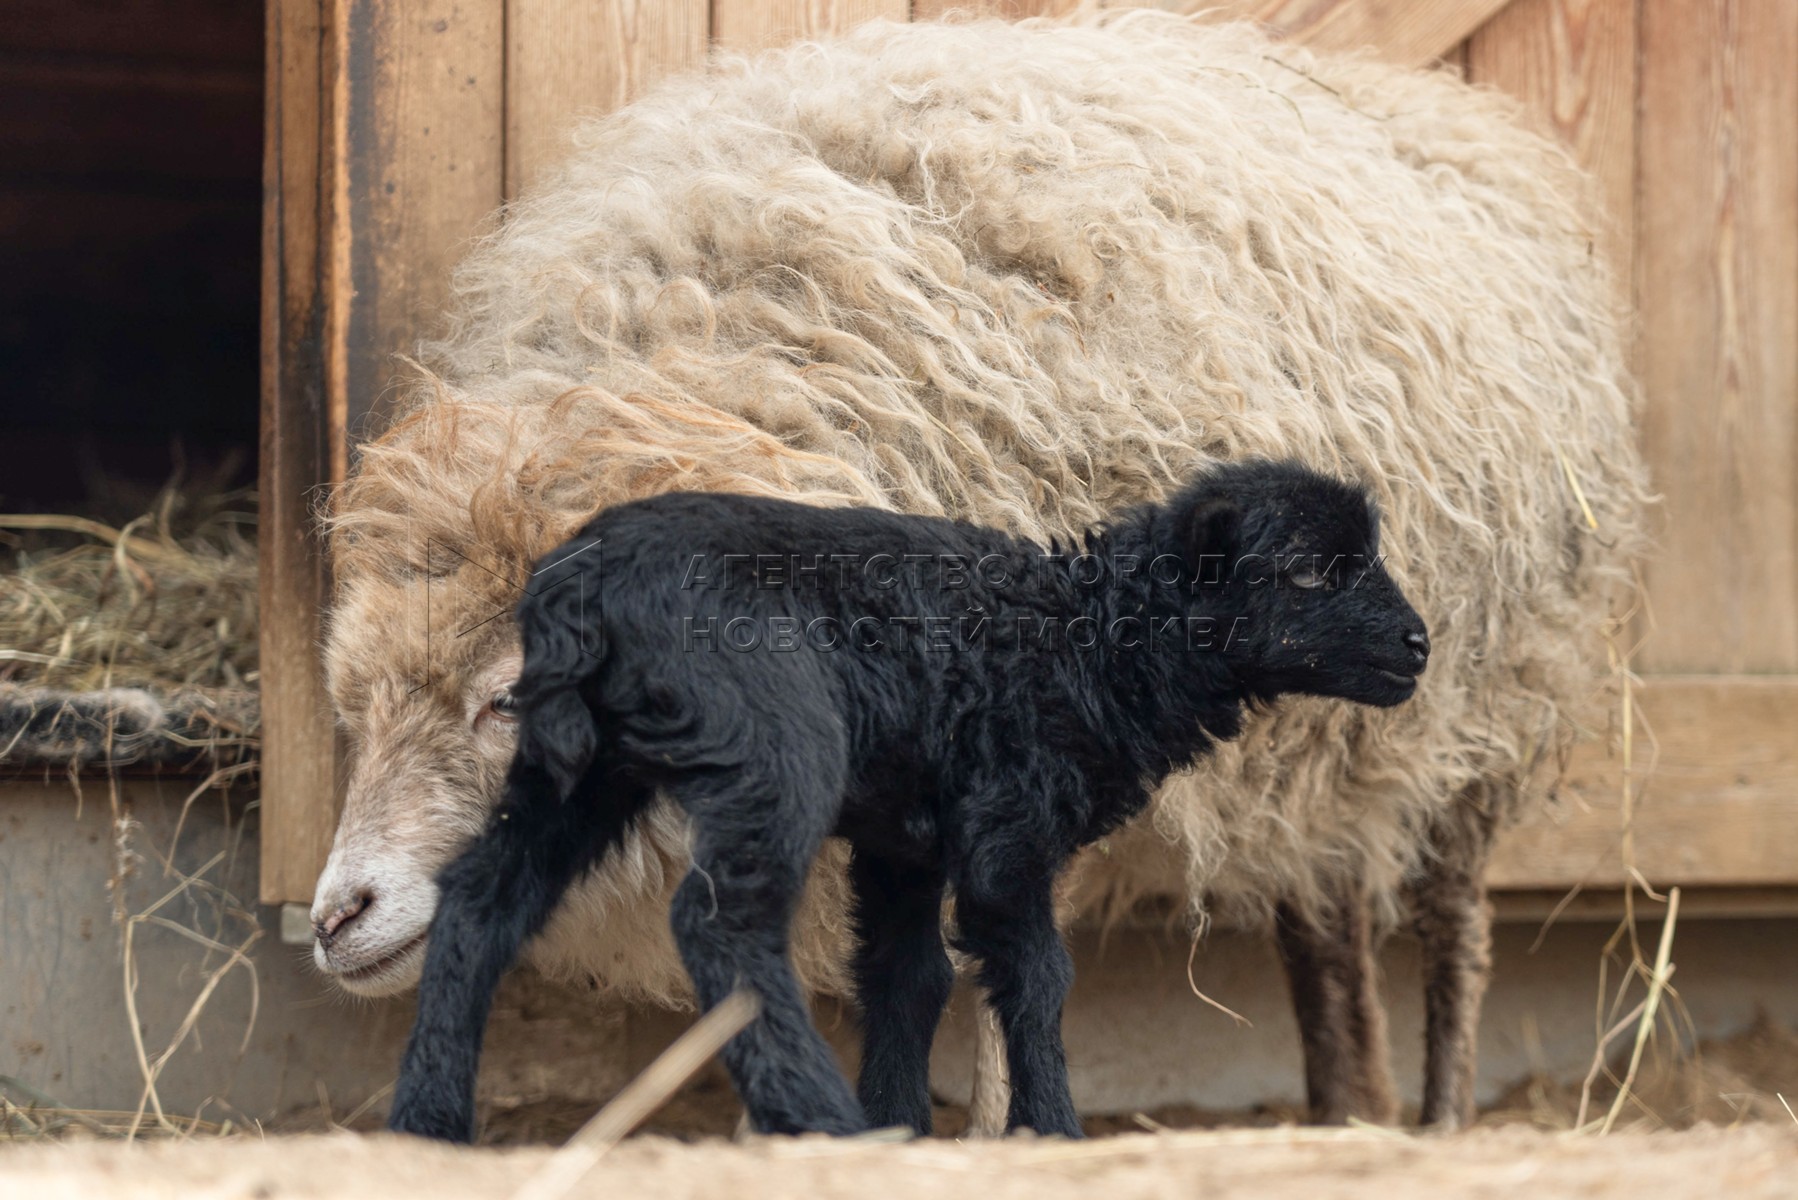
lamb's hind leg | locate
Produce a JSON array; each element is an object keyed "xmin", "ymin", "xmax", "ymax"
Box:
[
  {"xmin": 1410, "ymin": 788, "xmax": 1501, "ymax": 1130},
  {"xmin": 1274, "ymin": 879, "xmax": 1399, "ymax": 1126},
  {"xmin": 389, "ymin": 755, "xmax": 652, "ymax": 1142},
  {"xmin": 670, "ymin": 755, "xmax": 866, "ymax": 1136},
  {"xmin": 850, "ymin": 851, "xmax": 952, "ymax": 1134}
]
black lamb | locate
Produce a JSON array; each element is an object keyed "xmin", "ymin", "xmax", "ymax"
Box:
[{"xmin": 387, "ymin": 458, "xmax": 1430, "ymax": 1142}]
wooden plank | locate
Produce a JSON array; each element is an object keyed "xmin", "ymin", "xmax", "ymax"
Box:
[
  {"xmin": 505, "ymin": 0, "xmax": 708, "ymax": 198},
  {"xmin": 1467, "ymin": 0, "xmax": 1636, "ymax": 314},
  {"xmin": 262, "ymin": 0, "xmax": 506, "ymax": 904},
  {"xmin": 912, "ymin": 0, "xmax": 1082, "ymax": 18},
  {"xmin": 1493, "ymin": 887, "xmax": 1798, "ymax": 924},
  {"xmin": 334, "ymin": 0, "xmax": 506, "ymax": 441},
  {"xmin": 1088, "ymin": 881, "xmax": 1798, "ymax": 928},
  {"xmin": 1204, "ymin": 0, "xmax": 1514, "ymax": 67},
  {"xmin": 713, "ymin": 0, "xmax": 909, "ymax": 53},
  {"xmin": 1635, "ymin": 1, "xmax": 1798, "ymax": 674},
  {"xmin": 1489, "ymin": 677, "xmax": 1798, "ymax": 890},
  {"xmin": 259, "ymin": 0, "xmax": 340, "ymax": 905}
]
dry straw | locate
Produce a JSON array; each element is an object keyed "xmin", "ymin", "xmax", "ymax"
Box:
[{"xmin": 0, "ymin": 488, "xmax": 258, "ymax": 698}]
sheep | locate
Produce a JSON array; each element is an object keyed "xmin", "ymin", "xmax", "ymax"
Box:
[
  {"xmin": 386, "ymin": 461, "xmax": 1431, "ymax": 1142},
  {"xmin": 313, "ymin": 12, "xmax": 1651, "ymax": 1132}
]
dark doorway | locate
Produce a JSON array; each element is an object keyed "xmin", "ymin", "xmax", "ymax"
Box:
[{"xmin": 0, "ymin": 1, "xmax": 263, "ymax": 515}]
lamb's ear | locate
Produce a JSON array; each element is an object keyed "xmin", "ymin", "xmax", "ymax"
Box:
[{"xmin": 1181, "ymin": 494, "xmax": 1242, "ymax": 585}]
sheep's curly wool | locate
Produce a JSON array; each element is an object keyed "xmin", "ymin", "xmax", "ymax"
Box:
[{"xmin": 327, "ymin": 13, "xmax": 1650, "ymax": 1004}]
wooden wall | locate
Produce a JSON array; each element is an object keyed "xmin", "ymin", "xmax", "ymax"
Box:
[
  {"xmin": 261, "ymin": 0, "xmax": 1798, "ymax": 903},
  {"xmin": 1465, "ymin": 0, "xmax": 1797, "ymax": 890}
]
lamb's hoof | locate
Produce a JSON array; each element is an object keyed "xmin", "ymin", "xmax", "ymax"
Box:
[
  {"xmin": 387, "ymin": 1092, "xmax": 476, "ymax": 1143},
  {"xmin": 858, "ymin": 1106, "xmax": 932, "ymax": 1138},
  {"xmin": 747, "ymin": 1101, "xmax": 870, "ymax": 1138}
]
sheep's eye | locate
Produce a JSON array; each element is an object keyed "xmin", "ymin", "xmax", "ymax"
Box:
[
  {"xmin": 1288, "ymin": 565, "xmax": 1333, "ymax": 591},
  {"xmin": 484, "ymin": 688, "xmax": 520, "ymax": 723}
]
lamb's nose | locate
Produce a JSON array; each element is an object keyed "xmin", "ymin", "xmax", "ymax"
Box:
[
  {"xmin": 1405, "ymin": 630, "xmax": 1431, "ymax": 668},
  {"xmin": 313, "ymin": 890, "xmax": 373, "ymax": 948}
]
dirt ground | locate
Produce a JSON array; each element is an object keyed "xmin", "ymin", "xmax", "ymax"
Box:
[
  {"xmin": 355, "ymin": 1011, "xmax": 1798, "ymax": 1145},
  {"xmin": 4, "ymin": 1124, "xmax": 1795, "ymax": 1200},
  {"xmin": 6, "ymin": 1015, "xmax": 1793, "ymax": 1197}
]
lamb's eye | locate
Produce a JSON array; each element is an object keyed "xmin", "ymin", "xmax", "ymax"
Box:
[{"xmin": 1288, "ymin": 565, "xmax": 1332, "ymax": 590}]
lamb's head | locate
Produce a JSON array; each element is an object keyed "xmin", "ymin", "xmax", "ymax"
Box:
[
  {"xmin": 1174, "ymin": 460, "xmax": 1429, "ymax": 709},
  {"xmin": 310, "ymin": 563, "xmax": 526, "ymax": 996}
]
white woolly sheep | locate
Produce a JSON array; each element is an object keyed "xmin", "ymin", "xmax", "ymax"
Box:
[{"xmin": 311, "ymin": 13, "xmax": 1650, "ymax": 1131}]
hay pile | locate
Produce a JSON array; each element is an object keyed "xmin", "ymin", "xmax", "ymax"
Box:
[
  {"xmin": 0, "ymin": 490, "xmax": 259, "ymax": 770},
  {"xmin": 1490, "ymin": 1013, "xmax": 1798, "ymax": 1131}
]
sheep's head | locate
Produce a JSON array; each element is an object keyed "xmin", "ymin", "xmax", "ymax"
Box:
[
  {"xmin": 303, "ymin": 383, "xmax": 888, "ymax": 996},
  {"xmin": 310, "ymin": 561, "xmax": 526, "ymax": 996},
  {"xmin": 1174, "ymin": 460, "xmax": 1429, "ymax": 710}
]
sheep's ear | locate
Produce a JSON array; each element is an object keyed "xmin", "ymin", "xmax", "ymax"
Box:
[{"xmin": 1181, "ymin": 495, "xmax": 1241, "ymax": 583}]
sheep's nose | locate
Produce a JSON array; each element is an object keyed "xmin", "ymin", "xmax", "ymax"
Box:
[
  {"xmin": 313, "ymin": 890, "xmax": 373, "ymax": 948},
  {"xmin": 1405, "ymin": 630, "xmax": 1431, "ymax": 668}
]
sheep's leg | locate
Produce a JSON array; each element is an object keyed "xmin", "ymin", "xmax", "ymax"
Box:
[
  {"xmin": 1411, "ymin": 793, "xmax": 1499, "ymax": 1130},
  {"xmin": 954, "ymin": 865, "xmax": 1081, "ymax": 1138},
  {"xmin": 966, "ymin": 999, "xmax": 1011, "ymax": 1137},
  {"xmin": 850, "ymin": 850, "xmax": 953, "ymax": 1134},
  {"xmin": 1273, "ymin": 882, "xmax": 1398, "ymax": 1126},
  {"xmin": 389, "ymin": 758, "xmax": 650, "ymax": 1142},
  {"xmin": 670, "ymin": 773, "xmax": 866, "ymax": 1136}
]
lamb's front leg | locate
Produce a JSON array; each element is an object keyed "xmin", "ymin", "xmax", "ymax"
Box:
[
  {"xmin": 388, "ymin": 763, "xmax": 646, "ymax": 1142},
  {"xmin": 954, "ymin": 861, "xmax": 1081, "ymax": 1138}
]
